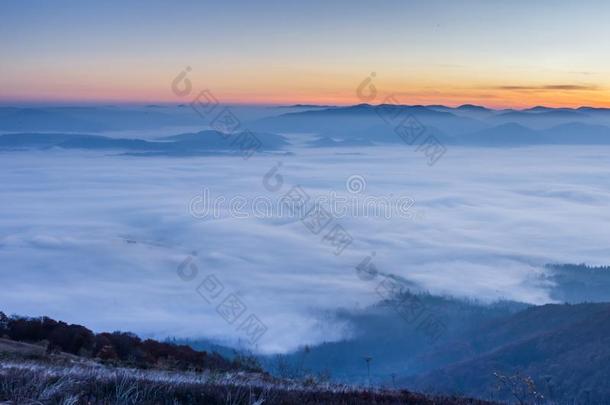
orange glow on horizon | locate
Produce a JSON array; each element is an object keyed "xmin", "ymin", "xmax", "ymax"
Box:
[
  {"xmin": 2, "ymin": 92, "xmax": 609, "ymax": 110},
  {"xmin": 1, "ymin": 75, "xmax": 608, "ymax": 109}
]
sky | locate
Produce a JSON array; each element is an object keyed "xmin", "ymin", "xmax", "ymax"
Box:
[{"xmin": 1, "ymin": 0, "xmax": 610, "ymax": 108}]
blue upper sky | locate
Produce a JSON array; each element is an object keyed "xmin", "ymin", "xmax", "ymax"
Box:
[{"xmin": 1, "ymin": 0, "xmax": 609, "ymax": 107}]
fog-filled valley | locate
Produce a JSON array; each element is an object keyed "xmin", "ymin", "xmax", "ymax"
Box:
[{"xmin": 2, "ymin": 104, "xmax": 610, "ymax": 402}]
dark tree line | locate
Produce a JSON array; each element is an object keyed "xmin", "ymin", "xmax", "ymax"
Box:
[{"xmin": 0, "ymin": 311, "xmax": 259, "ymax": 373}]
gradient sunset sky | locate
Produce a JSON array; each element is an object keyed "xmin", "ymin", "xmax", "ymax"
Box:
[{"xmin": 1, "ymin": 0, "xmax": 609, "ymax": 108}]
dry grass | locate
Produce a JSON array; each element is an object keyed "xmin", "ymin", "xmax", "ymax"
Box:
[{"xmin": 0, "ymin": 360, "xmax": 496, "ymax": 405}]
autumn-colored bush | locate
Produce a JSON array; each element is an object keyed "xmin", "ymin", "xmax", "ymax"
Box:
[{"xmin": 0, "ymin": 312, "xmax": 256, "ymax": 373}]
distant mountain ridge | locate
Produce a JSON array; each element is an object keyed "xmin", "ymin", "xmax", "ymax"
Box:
[
  {"xmin": 0, "ymin": 130, "xmax": 288, "ymax": 155},
  {"xmin": 456, "ymin": 122, "xmax": 610, "ymax": 145},
  {"xmin": 4, "ymin": 104, "xmax": 610, "ymax": 149},
  {"xmin": 251, "ymin": 103, "xmax": 610, "ymax": 146}
]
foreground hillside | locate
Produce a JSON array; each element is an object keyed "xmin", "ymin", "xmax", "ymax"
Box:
[
  {"xmin": 0, "ymin": 311, "xmax": 253, "ymax": 373},
  {"xmin": 0, "ymin": 360, "xmax": 494, "ymax": 405},
  {"xmin": 0, "ymin": 313, "xmax": 493, "ymax": 405}
]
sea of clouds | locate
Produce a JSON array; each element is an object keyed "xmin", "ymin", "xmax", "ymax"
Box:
[{"xmin": 1, "ymin": 144, "xmax": 610, "ymax": 353}]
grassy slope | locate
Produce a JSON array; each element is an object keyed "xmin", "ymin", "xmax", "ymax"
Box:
[{"xmin": 0, "ymin": 337, "xmax": 494, "ymax": 404}]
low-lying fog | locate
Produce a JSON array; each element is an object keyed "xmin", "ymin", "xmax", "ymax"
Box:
[{"xmin": 1, "ymin": 144, "xmax": 609, "ymax": 352}]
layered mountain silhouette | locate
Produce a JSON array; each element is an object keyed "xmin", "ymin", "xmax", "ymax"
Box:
[
  {"xmin": 3, "ymin": 104, "xmax": 610, "ymax": 152},
  {"xmin": 405, "ymin": 302, "xmax": 610, "ymax": 403},
  {"xmin": 255, "ymin": 104, "xmax": 610, "ymax": 146},
  {"xmin": 0, "ymin": 130, "xmax": 287, "ymax": 156}
]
